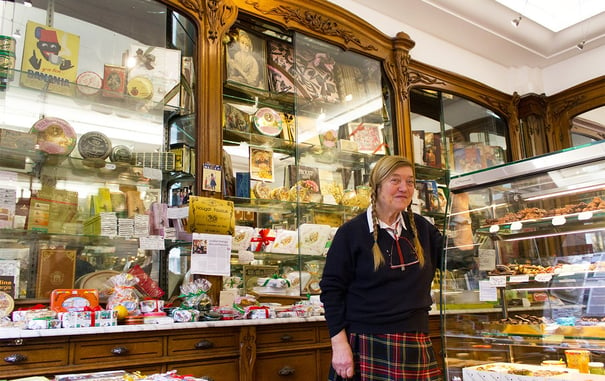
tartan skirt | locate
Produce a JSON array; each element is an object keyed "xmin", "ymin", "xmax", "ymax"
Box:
[{"xmin": 328, "ymin": 332, "xmax": 443, "ymax": 381}]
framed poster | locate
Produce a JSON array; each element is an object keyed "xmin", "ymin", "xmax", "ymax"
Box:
[
  {"xmin": 347, "ymin": 122, "xmax": 387, "ymax": 155},
  {"xmin": 225, "ymin": 29, "xmax": 267, "ymax": 90},
  {"xmin": 249, "ymin": 147, "xmax": 274, "ymax": 182},
  {"xmin": 20, "ymin": 21, "xmax": 80, "ymax": 96},
  {"xmin": 202, "ymin": 162, "xmax": 222, "ymax": 193}
]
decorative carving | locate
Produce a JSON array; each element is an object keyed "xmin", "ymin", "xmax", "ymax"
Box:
[
  {"xmin": 478, "ymin": 94, "xmax": 508, "ymax": 117},
  {"xmin": 246, "ymin": 1, "xmax": 378, "ymax": 51},
  {"xmin": 390, "ymin": 50, "xmax": 411, "ymax": 103},
  {"xmin": 179, "ymin": 0, "xmax": 204, "ymax": 20},
  {"xmin": 408, "ymin": 69, "xmax": 446, "ymax": 88},
  {"xmin": 206, "ymin": 0, "xmax": 237, "ymax": 42}
]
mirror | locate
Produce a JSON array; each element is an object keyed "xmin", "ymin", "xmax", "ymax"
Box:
[{"xmin": 571, "ymin": 106, "xmax": 605, "ymax": 146}]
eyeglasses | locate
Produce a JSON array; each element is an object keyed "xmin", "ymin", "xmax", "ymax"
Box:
[{"xmin": 389, "ymin": 235, "xmax": 419, "ymax": 271}]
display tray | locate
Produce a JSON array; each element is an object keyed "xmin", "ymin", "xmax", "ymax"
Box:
[{"xmin": 463, "ymin": 362, "xmax": 580, "ymax": 381}]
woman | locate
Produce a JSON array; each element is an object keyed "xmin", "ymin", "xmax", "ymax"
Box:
[{"xmin": 320, "ymin": 155, "xmax": 443, "ymax": 380}]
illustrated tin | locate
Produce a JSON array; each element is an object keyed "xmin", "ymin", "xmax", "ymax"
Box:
[
  {"xmin": 30, "ymin": 117, "xmax": 77, "ymax": 155},
  {"xmin": 78, "ymin": 131, "xmax": 112, "ymax": 159},
  {"xmin": 76, "ymin": 71, "xmax": 103, "ymax": 96},
  {"xmin": 0, "ymin": 35, "xmax": 16, "ymax": 52}
]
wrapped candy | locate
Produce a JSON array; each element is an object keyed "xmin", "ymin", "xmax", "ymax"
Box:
[
  {"xmin": 105, "ymin": 273, "xmax": 140, "ymax": 315},
  {"xmin": 179, "ymin": 278, "xmax": 212, "ymax": 312}
]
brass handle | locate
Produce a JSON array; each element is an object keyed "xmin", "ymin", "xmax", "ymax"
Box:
[
  {"xmin": 278, "ymin": 365, "xmax": 295, "ymax": 376},
  {"xmin": 4, "ymin": 353, "xmax": 27, "ymax": 363},
  {"xmin": 110, "ymin": 346, "xmax": 129, "ymax": 355},
  {"xmin": 280, "ymin": 334, "xmax": 293, "ymax": 342},
  {"xmin": 194, "ymin": 340, "xmax": 214, "ymax": 349}
]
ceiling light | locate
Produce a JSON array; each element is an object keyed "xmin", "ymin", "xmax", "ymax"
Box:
[
  {"xmin": 511, "ymin": 15, "xmax": 522, "ymax": 27},
  {"xmin": 23, "ymin": 1, "xmax": 32, "ymax": 7},
  {"xmin": 577, "ymin": 40, "xmax": 586, "ymax": 50}
]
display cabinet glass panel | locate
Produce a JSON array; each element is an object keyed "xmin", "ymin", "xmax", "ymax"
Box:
[
  {"xmin": 0, "ymin": 0, "xmax": 196, "ymax": 302},
  {"xmin": 222, "ymin": 17, "xmax": 395, "ymax": 300},
  {"xmin": 441, "ymin": 141, "xmax": 605, "ymax": 380}
]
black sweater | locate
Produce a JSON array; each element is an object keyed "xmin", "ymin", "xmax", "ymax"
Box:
[{"xmin": 319, "ymin": 211, "xmax": 443, "ymax": 338}]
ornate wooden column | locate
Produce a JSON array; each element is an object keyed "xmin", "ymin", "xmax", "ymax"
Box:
[{"xmin": 386, "ymin": 32, "xmax": 416, "ymax": 159}]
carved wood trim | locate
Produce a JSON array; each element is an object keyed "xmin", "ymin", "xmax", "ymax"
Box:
[
  {"xmin": 205, "ymin": 0, "xmax": 238, "ymax": 42},
  {"xmin": 244, "ymin": 1, "xmax": 378, "ymax": 51}
]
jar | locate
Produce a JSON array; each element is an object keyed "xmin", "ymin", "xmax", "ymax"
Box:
[
  {"xmin": 565, "ymin": 349, "xmax": 591, "ymax": 373},
  {"xmin": 589, "ymin": 362, "xmax": 604, "ymax": 374}
]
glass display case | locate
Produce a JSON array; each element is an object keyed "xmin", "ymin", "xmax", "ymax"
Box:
[
  {"xmin": 410, "ymin": 88, "xmax": 509, "ymax": 231},
  {"xmin": 441, "ymin": 141, "xmax": 605, "ymax": 379},
  {"xmin": 0, "ymin": 0, "xmax": 196, "ymax": 302},
  {"xmin": 221, "ymin": 16, "xmax": 395, "ymax": 299}
]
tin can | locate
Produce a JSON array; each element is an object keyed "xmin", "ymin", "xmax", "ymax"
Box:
[
  {"xmin": 565, "ymin": 349, "xmax": 590, "ymax": 373},
  {"xmin": 0, "ymin": 35, "xmax": 16, "ymax": 52},
  {"xmin": 0, "ymin": 50, "xmax": 16, "ymax": 81}
]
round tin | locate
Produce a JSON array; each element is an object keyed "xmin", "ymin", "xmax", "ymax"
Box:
[
  {"xmin": 78, "ymin": 131, "xmax": 112, "ymax": 159},
  {"xmin": 253, "ymin": 107, "xmax": 283, "ymax": 137},
  {"xmin": 76, "ymin": 71, "xmax": 103, "ymax": 96},
  {"xmin": 0, "ymin": 291, "xmax": 14, "ymax": 318},
  {"xmin": 109, "ymin": 145, "xmax": 132, "ymax": 163},
  {"xmin": 31, "ymin": 117, "xmax": 77, "ymax": 155},
  {"xmin": 0, "ymin": 35, "xmax": 16, "ymax": 52},
  {"xmin": 127, "ymin": 76, "xmax": 153, "ymax": 100}
]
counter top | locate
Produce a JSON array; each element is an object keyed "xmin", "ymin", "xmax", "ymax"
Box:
[{"xmin": 0, "ymin": 316, "xmax": 327, "ymax": 340}]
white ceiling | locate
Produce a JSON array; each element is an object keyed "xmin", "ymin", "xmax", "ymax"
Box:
[{"xmin": 347, "ymin": 0, "xmax": 605, "ymax": 68}]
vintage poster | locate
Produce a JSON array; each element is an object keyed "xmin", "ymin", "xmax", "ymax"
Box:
[
  {"xmin": 202, "ymin": 163, "xmax": 222, "ymax": 193},
  {"xmin": 20, "ymin": 21, "xmax": 80, "ymax": 96},
  {"xmin": 249, "ymin": 147, "xmax": 274, "ymax": 182}
]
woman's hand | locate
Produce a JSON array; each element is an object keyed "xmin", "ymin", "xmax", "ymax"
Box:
[{"xmin": 331, "ymin": 330, "xmax": 355, "ymax": 379}]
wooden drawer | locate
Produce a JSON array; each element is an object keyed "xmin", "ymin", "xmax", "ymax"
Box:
[
  {"xmin": 255, "ymin": 351, "xmax": 317, "ymax": 381},
  {"xmin": 0, "ymin": 338, "xmax": 68, "ymax": 374},
  {"xmin": 319, "ymin": 348, "xmax": 332, "ymax": 381},
  {"xmin": 170, "ymin": 358, "xmax": 239, "ymax": 381},
  {"xmin": 72, "ymin": 335, "xmax": 164, "ymax": 365},
  {"xmin": 256, "ymin": 325, "xmax": 317, "ymax": 351},
  {"xmin": 167, "ymin": 327, "xmax": 239, "ymax": 359}
]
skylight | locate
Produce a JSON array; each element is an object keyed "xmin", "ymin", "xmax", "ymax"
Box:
[{"xmin": 496, "ymin": 0, "xmax": 605, "ymax": 32}]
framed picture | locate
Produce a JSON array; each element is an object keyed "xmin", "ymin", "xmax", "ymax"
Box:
[
  {"xmin": 347, "ymin": 122, "xmax": 387, "ymax": 155},
  {"xmin": 249, "ymin": 147, "xmax": 274, "ymax": 182},
  {"xmin": 225, "ymin": 28, "xmax": 268, "ymax": 90},
  {"xmin": 20, "ymin": 21, "xmax": 80, "ymax": 96},
  {"xmin": 202, "ymin": 163, "xmax": 222, "ymax": 193}
]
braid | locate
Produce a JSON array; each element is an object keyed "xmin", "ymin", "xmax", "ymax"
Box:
[
  {"xmin": 407, "ymin": 205, "xmax": 425, "ymax": 268},
  {"xmin": 371, "ymin": 189, "xmax": 385, "ymax": 271}
]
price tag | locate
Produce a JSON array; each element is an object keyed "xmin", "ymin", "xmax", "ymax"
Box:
[
  {"xmin": 578, "ymin": 211, "xmax": 593, "ymax": 221},
  {"xmin": 534, "ymin": 273, "xmax": 553, "ymax": 282},
  {"xmin": 104, "ymin": 163, "xmax": 116, "ymax": 170},
  {"xmin": 551, "ymin": 215, "xmax": 566, "ymax": 226},
  {"xmin": 510, "ymin": 221, "xmax": 523, "ymax": 231},
  {"xmin": 489, "ymin": 275, "xmax": 507, "ymax": 287},
  {"xmin": 509, "ymin": 274, "xmax": 529, "ymax": 283},
  {"xmin": 489, "ymin": 225, "xmax": 500, "ymax": 233},
  {"xmin": 139, "ymin": 235, "xmax": 165, "ymax": 250}
]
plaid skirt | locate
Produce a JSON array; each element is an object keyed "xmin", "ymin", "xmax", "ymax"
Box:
[{"xmin": 328, "ymin": 332, "xmax": 443, "ymax": 381}]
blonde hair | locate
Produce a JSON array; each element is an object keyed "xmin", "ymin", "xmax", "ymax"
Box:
[{"xmin": 369, "ymin": 156, "xmax": 425, "ymax": 271}]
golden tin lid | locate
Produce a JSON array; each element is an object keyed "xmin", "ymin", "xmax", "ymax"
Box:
[{"xmin": 127, "ymin": 76, "xmax": 153, "ymax": 100}]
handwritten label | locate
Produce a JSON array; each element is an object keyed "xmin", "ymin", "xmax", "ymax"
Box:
[{"xmin": 489, "ymin": 275, "xmax": 507, "ymax": 287}]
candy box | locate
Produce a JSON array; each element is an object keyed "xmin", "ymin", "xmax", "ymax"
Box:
[{"xmin": 59, "ymin": 311, "xmax": 92, "ymax": 328}]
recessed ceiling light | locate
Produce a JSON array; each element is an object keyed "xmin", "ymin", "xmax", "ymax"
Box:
[{"xmin": 496, "ymin": 0, "xmax": 605, "ymax": 32}]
